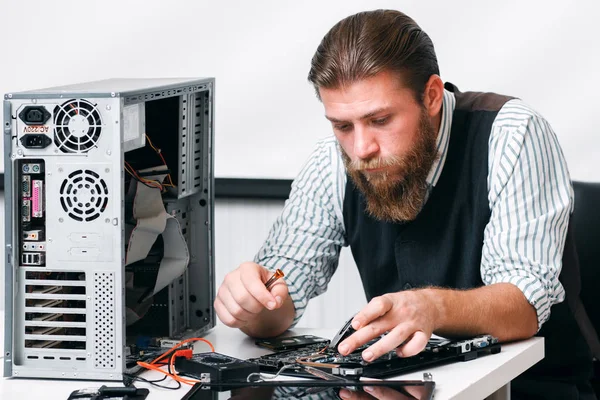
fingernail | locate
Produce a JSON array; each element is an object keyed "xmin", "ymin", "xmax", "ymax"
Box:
[
  {"xmin": 339, "ymin": 389, "xmax": 350, "ymax": 399},
  {"xmin": 396, "ymin": 349, "xmax": 403, "ymax": 357},
  {"xmin": 364, "ymin": 386, "xmax": 374, "ymax": 393},
  {"xmin": 363, "ymin": 350, "xmax": 373, "ymax": 361},
  {"xmin": 352, "ymin": 320, "xmax": 360, "ymax": 330},
  {"xmin": 275, "ymin": 296, "xmax": 282, "ymax": 306},
  {"xmin": 339, "ymin": 344, "xmax": 349, "ymax": 354},
  {"xmin": 267, "ymin": 301, "xmax": 276, "ymax": 310}
]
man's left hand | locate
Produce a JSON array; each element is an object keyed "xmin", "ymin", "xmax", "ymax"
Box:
[{"xmin": 337, "ymin": 289, "xmax": 438, "ymax": 361}]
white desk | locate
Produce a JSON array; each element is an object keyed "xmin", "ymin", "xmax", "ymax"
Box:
[{"xmin": 0, "ymin": 312, "xmax": 544, "ymax": 400}]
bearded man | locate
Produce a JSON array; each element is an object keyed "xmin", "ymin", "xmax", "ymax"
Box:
[{"xmin": 214, "ymin": 9, "xmax": 596, "ymax": 399}]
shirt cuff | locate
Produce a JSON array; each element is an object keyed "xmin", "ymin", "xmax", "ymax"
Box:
[{"xmin": 488, "ymin": 273, "xmax": 560, "ymax": 331}]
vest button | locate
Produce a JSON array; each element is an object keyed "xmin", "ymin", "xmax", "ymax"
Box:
[{"xmin": 403, "ymin": 283, "xmax": 412, "ymax": 290}]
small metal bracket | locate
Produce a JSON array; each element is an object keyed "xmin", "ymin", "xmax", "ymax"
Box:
[
  {"xmin": 3, "ymin": 100, "xmax": 12, "ymax": 135},
  {"xmin": 200, "ymin": 372, "xmax": 211, "ymax": 387},
  {"xmin": 423, "ymin": 372, "xmax": 433, "ymax": 381}
]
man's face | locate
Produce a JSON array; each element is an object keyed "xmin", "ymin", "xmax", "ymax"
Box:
[{"xmin": 319, "ymin": 70, "xmax": 439, "ymax": 222}]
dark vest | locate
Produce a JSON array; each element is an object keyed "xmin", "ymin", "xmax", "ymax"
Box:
[{"xmin": 342, "ymin": 83, "xmax": 594, "ymax": 397}]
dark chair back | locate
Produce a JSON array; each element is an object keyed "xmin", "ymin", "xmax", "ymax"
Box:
[
  {"xmin": 572, "ymin": 181, "xmax": 600, "ymax": 341},
  {"xmin": 572, "ymin": 181, "xmax": 600, "ymax": 394}
]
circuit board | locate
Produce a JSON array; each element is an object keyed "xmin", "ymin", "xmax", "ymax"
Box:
[{"xmin": 247, "ymin": 335, "xmax": 501, "ymax": 379}]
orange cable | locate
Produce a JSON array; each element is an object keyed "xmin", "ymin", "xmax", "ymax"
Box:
[
  {"xmin": 124, "ymin": 161, "xmax": 163, "ymax": 190},
  {"xmin": 145, "ymin": 134, "xmax": 175, "ymax": 186},
  {"xmin": 136, "ymin": 337, "xmax": 216, "ymax": 385}
]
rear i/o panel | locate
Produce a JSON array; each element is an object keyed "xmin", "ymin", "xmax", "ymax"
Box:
[{"xmin": 19, "ymin": 159, "xmax": 46, "ymax": 267}]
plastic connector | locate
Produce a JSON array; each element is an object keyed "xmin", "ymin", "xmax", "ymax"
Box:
[{"xmin": 174, "ymin": 349, "xmax": 193, "ymax": 360}]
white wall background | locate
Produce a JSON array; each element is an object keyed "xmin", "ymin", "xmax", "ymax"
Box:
[
  {"xmin": 0, "ymin": 0, "xmax": 599, "ymax": 180},
  {"xmin": 1, "ymin": 1, "xmax": 599, "ymax": 328}
]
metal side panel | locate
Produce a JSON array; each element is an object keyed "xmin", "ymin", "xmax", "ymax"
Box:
[
  {"xmin": 4, "ymin": 100, "xmax": 14, "ymax": 377},
  {"xmin": 177, "ymin": 85, "xmax": 213, "ymax": 199},
  {"xmin": 185, "ymin": 80, "xmax": 215, "ymax": 333}
]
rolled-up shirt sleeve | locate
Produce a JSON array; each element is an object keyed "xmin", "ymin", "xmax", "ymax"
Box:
[
  {"xmin": 254, "ymin": 137, "xmax": 347, "ymax": 327},
  {"xmin": 482, "ymin": 99, "xmax": 573, "ymax": 331}
]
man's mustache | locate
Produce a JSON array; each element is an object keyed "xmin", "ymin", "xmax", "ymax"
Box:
[{"xmin": 346, "ymin": 155, "xmax": 403, "ymax": 171}]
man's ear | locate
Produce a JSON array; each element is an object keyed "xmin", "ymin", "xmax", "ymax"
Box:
[{"xmin": 423, "ymin": 75, "xmax": 444, "ymax": 118}]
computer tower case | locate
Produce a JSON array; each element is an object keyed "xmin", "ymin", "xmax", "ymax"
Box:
[{"xmin": 3, "ymin": 78, "xmax": 216, "ymax": 380}]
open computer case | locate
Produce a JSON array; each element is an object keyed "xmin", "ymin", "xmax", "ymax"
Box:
[{"xmin": 3, "ymin": 78, "xmax": 216, "ymax": 380}]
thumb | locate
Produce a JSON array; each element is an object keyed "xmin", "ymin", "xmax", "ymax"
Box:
[{"xmin": 268, "ymin": 280, "xmax": 289, "ymax": 309}]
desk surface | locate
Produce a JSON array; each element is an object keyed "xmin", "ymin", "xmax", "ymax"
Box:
[{"xmin": 0, "ymin": 311, "xmax": 544, "ymax": 400}]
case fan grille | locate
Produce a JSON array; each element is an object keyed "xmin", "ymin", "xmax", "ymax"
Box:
[
  {"xmin": 60, "ymin": 170, "xmax": 109, "ymax": 222},
  {"xmin": 53, "ymin": 99, "xmax": 102, "ymax": 153}
]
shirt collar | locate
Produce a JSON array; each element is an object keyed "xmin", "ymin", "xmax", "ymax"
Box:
[{"xmin": 425, "ymin": 88, "xmax": 455, "ymax": 187}]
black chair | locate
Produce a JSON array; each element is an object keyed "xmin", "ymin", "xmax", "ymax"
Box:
[{"xmin": 572, "ymin": 181, "xmax": 600, "ymax": 393}]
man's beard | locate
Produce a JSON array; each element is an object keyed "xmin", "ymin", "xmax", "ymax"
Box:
[{"xmin": 341, "ymin": 111, "xmax": 439, "ymax": 223}]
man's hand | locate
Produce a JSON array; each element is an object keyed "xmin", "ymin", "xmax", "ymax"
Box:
[
  {"xmin": 214, "ymin": 262, "xmax": 289, "ymax": 329},
  {"xmin": 338, "ymin": 290, "xmax": 438, "ymax": 361},
  {"xmin": 339, "ymin": 385, "xmax": 421, "ymax": 400}
]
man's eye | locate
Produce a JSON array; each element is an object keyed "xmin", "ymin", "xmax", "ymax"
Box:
[
  {"xmin": 334, "ymin": 124, "xmax": 352, "ymax": 132},
  {"xmin": 372, "ymin": 117, "xmax": 388, "ymax": 126}
]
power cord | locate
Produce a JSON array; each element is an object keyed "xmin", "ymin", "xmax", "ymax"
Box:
[{"xmin": 123, "ymin": 372, "xmax": 181, "ymax": 390}]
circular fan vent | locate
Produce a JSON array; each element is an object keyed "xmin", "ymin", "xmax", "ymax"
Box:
[
  {"xmin": 60, "ymin": 170, "xmax": 109, "ymax": 222},
  {"xmin": 54, "ymin": 99, "xmax": 102, "ymax": 153}
]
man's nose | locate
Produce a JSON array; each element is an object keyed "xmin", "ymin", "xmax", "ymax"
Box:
[{"xmin": 353, "ymin": 126, "xmax": 379, "ymax": 160}]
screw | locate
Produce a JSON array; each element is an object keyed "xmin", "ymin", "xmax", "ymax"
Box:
[
  {"xmin": 106, "ymin": 105, "xmax": 111, "ymax": 111},
  {"xmin": 106, "ymin": 150, "xmax": 111, "ymax": 155},
  {"xmin": 32, "ymin": 99, "xmax": 37, "ymax": 104},
  {"xmin": 110, "ymin": 92, "xmax": 116, "ymax": 98},
  {"xmin": 105, "ymin": 168, "xmax": 110, "ymax": 173},
  {"xmin": 17, "ymin": 149, "xmax": 23, "ymax": 155},
  {"xmin": 58, "ymin": 168, "xmax": 63, "ymax": 173},
  {"xmin": 59, "ymin": 218, "xmax": 64, "ymax": 223},
  {"xmin": 7, "ymin": 94, "xmax": 12, "ymax": 98},
  {"xmin": 105, "ymin": 218, "xmax": 110, "ymax": 223}
]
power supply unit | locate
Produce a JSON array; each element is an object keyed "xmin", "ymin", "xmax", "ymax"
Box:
[{"xmin": 3, "ymin": 78, "xmax": 216, "ymax": 380}]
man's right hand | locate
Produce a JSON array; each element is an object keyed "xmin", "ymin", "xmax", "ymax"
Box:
[{"xmin": 214, "ymin": 262, "xmax": 290, "ymax": 329}]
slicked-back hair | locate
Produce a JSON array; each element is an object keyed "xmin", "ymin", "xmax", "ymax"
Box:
[{"xmin": 308, "ymin": 9, "xmax": 440, "ymax": 104}]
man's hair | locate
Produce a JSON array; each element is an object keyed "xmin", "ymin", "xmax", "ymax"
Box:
[{"xmin": 308, "ymin": 9, "xmax": 439, "ymax": 103}]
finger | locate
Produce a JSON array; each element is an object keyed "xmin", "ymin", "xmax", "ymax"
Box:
[
  {"xmin": 363, "ymin": 385, "xmax": 411, "ymax": 400},
  {"xmin": 228, "ymin": 273, "xmax": 268, "ymax": 314},
  {"xmin": 396, "ymin": 330, "xmax": 429, "ymax": 357},
  {"xmin": 352, "ymin": 295, "xmax": 394, "ymax": 330},
  {"xmin": 213, "ymin": 297, "xmax": 245, "ymax": 328},
  {"xmin": 362, "ymin": 324, "xmax": 413, "ymax": 362},
  {"xmin": 401, "ymin": 384, "xmax": 427, "ymax": 399},
  {"xmin": 338, "ymin": 388, "xmax": 374, "ymax": 400},
  {"xmin": 268, "ymin": 281, "xmax": 289, "ymax": 308},
  {"xmin": 240, "ymin": 265, "xmax": 279, "ymax": 310},
  {"xmin": 218, "ymin": 286, "xmax": 254, "ymax": 324},
  {"xmin": 339, "ymin": 318, "xmax": 391, "ymax": 355}
]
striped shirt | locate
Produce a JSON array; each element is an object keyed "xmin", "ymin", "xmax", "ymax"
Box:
[{"xmin": 255, "ymin": 89, "xmax": 573, "ymax": 330}]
